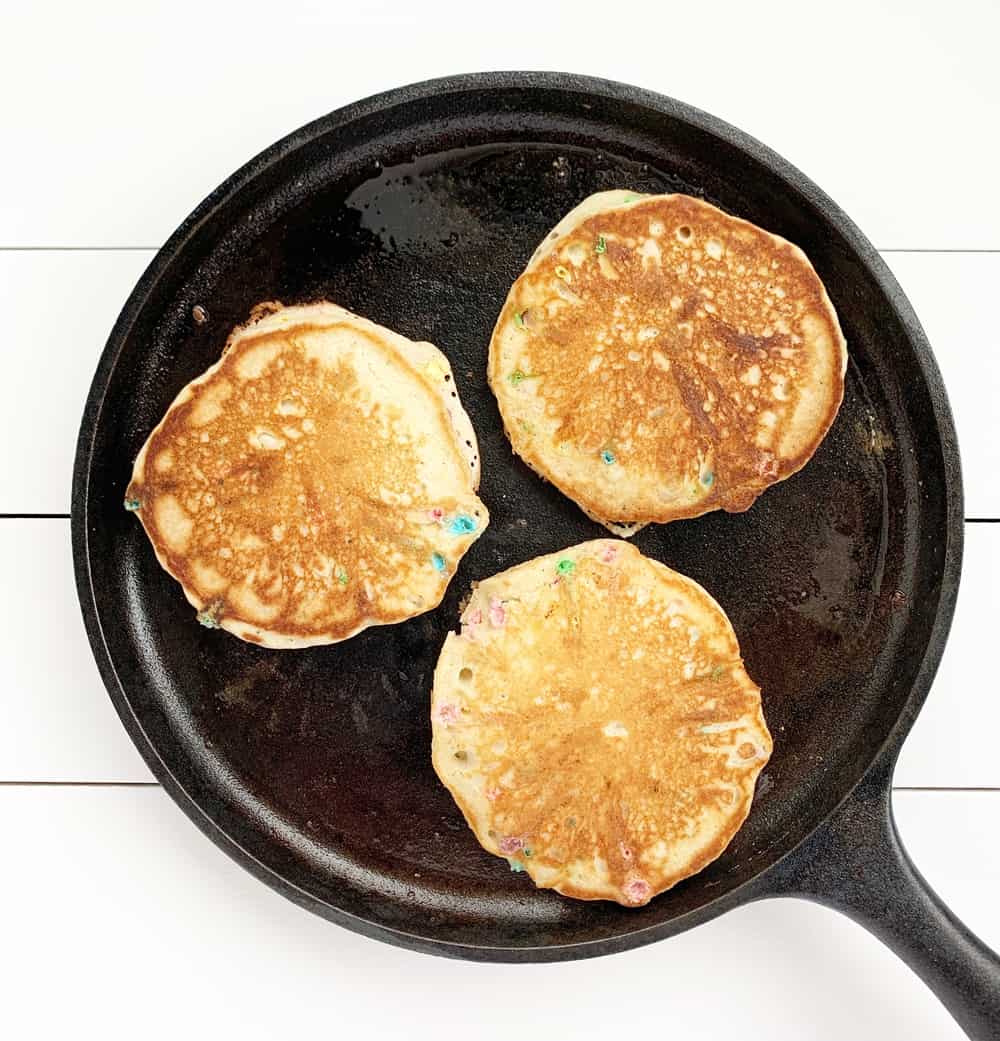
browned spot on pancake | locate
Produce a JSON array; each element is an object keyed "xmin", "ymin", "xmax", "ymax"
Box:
[
  {"xmin": 671, "ymin": 362, "xmax": 720, "ymax": 440},
  {"xmin": 711, "ymin": 319, "xmax": 776, "ymax": 356},
  {"xmin": 677, "ymin": 295, "xmax": 700, "ymax": 321}
]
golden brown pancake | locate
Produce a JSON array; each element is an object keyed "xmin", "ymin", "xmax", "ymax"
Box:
[
  {"xmin": 431, "ymin": 539, "xmax": 771, "ymax": 906},
  {"xmin": 490, "ymin": 191, "xmax": 848, "ymax": 533},
  {"xmin": 126, "ymin": 302, "xmax": 487, "ymax": 647}
]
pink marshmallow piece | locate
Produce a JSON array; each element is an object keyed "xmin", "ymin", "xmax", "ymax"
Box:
[
  {"xmin": 623, "ymin": 878, "xmax": 651, "ymax": 904},
  {"xmin": 436, "ymin": 703, "xmax": 459, "ymax": 725},
  {"xmin": 488, "ymin": 597, "xmax": 506, "ymax": 627},
  {"xmin": 498, "ymin": 835, "xmax": 524, "ymax": 855}
]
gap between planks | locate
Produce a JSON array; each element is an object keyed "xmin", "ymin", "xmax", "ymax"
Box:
[
  {"xmin": 0, "ymin": 781, "xmax": 160, "ymax": 788},
  {"xmin": 1, "ymin": 782, "xmax": 997, "ymax": 792},
  {"xmin": 4, "ymin": 515, "xmax": 998, "ymax": 523},
  {"xmin": 1, "ymin": 246, "xmax": 1000, "ymax": 254}
]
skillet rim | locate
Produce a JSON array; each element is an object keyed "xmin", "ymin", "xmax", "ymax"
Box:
[{"xmin": 70, "ymin": 70, "xmax": 964, "ymax": 960}]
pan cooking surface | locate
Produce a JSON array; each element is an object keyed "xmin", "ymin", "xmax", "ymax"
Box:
[{"xmin": 77, "ymin": 77, "xmax": 953, "ymax": 954}]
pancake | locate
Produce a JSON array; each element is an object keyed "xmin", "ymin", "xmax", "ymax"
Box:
[
  {"xmin": 489, "ymin": 191, "xmax": 848, "ymax": 534},
  {"xmin": 125, "ymin": 302, "xmax": 487, "ymax": 648},
  {"xmin": 431, "ymin": 539, "xmax": 770, "ymax": 906}
]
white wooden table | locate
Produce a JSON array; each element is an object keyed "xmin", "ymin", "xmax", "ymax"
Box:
[{"xmin": 3, "ymin": 3, "xmax": 998, "ymax": 1038}]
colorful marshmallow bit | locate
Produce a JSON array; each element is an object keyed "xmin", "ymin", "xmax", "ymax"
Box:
[
  {"xmin": 600, "ymin": 448, "xmax": 616, "ymax": 465},
  {"xmin": 448, "ymin": 513, "xmax": 477, "ymax": 535},
  {"xmin": 488, "ymin": 597, "xmax": 507, "ymax": 628},
  {"xmin": 461, "ymin": 606, "xmax": 483, "ymax": 639},
  {"xmin": 556, "ymin": 558, "xmax": 576, "ymax": 576},
  {"xmin": 623, "ymin": 877, "xmax": 651, "ymax": 904},
  {"xmin": 431, "ymin": 551, "xmax": 446, "ymax": 572},
  {"xmin": 123, "ymin": 497, "xmax": 141, "ymax": 511},
  {"xmin": 436, "ymin": 703, "xmax": 459, "ymax": 725}
]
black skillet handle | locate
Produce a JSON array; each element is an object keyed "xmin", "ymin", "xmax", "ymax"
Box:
[{"xmin": 765, "ymin": 760, "xmax": 1000, "ymax": 1039}]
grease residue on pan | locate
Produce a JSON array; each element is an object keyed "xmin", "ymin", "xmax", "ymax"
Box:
[{"xmin": 343, "ymin": 143, "xmax": 691, "ymax": 256}]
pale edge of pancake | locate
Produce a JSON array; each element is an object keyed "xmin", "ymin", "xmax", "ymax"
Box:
[
  {"xmin": 490, "ymin": 191, "xmax": 849, "ymax": 535},
  {"xmin": 129, "ymin": 301, "xmax": 484, "ymax": 648},
  {"xmin": 430, "ymin": 539, "xmax": 772, "ymax": 904}
]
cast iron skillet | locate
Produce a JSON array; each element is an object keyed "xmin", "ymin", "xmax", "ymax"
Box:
[{"xmin": 72, "ymin": 73, "xmax": 999, "ymax": 1036}]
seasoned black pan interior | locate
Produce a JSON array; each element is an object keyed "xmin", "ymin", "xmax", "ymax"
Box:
[{"xmin": 75, "ymin": 75, "xmax": 954, "ymax": 956}]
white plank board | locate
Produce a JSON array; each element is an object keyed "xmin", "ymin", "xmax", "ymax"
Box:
[
  {"xmin": 1, "ymin": 519, "xmax": 996, "ymax": 786},
  {"xmin": 0, "ymin": 250, "xmax": 151, "ymax": 514},
  {"xmin": 883, "ymin": 252, "xmax": 1000, "ymax": 517},
  {"xmin": 2, "ymin": 249, "xmax": 999, "ymax": 517},
  {"xmin": 895, "ymin": 523, "xmax": 999, "ymax": 787},
  {"xmin": 0, "ymin": 786, "xmax": 993, "ymax": 1041},
  {"xmin": 0, "ymin": 521, "xmax": 152, "ymax": 782},
  {"xmin": 2, "ymin": 1, "xmax": 999, "ymax": 250}
]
